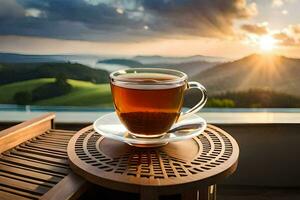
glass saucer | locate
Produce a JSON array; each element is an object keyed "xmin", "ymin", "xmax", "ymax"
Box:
[{"xmin": 93, "ymin": 112, "xmax": 207, "ymax": 147}]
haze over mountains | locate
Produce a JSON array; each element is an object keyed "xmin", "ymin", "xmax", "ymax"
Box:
[
  {"xmin": 0, "ymin": 53, "xmax": 109, "ymax": 67},
  {"xmin": 133, "ymin": 55, "xmax": 227, "ymax": 64},
  {"xmin": 97, "ymin": 58, "xmax": 219, "ymax": 76},
  {"xmin": 1, "ymin": 52, "xmax": 300, "ymax": 97},
  {"xmin": 0, "ymin": 53, "xmax": 224, "ymax": 77},
  {"xmin": 0, "ymin": 53, "xmax": 225, "ymax": 65},
  {"xmin": 194, "ymin": 54, "xmax": 300, "ymax": 96}
]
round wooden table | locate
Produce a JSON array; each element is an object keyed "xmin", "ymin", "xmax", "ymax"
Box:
[{"xmin": 67, "ymin": 124, "xmax": 239, "ymax": 200}]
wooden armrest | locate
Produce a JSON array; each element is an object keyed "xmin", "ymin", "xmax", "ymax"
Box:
[{"xmin": 0, "ymin": 113, "xmax": 55, "ymax": 153}]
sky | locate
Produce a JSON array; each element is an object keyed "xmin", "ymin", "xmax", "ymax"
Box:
[{"xmin": 0, "ymin": 0, "xmax": 299, "ymax": 58}]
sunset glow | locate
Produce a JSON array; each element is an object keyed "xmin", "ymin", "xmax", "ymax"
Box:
[
  {"xmin": 259, "ymin": 35, "xmax": 277, "ymax": 52},
  {"xmin": 0, "ymin": 0, "xmax": 300, "ymax": 58}
]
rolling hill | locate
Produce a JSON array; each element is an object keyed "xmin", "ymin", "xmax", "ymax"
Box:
[
  {"xmin": 96, "ymin": 58, "xmax": 220, "ymax": 77},
  {"xmin": 37, "ymin": 79, "xmax": 112, "ymax": 107},
  {"xmin": 0, "ymin": 78, "xmax": 54, "ymax": 104},
  {"xmin": 0, "ymin": 78, "xmax": 112, "ymax": 107},
  {"xmin": 0, "ymin": 62, "xmax": 109, "ymax": 85},
  {"xmin": 194, "ymin": 54, "xmax": 300, "ymax": 96}
]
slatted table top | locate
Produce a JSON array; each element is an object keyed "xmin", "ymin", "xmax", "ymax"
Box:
[
  {"xmin": 0, "ymin": 129, "xmax": 76, "ymax": 200},
  {"xmin": 67, "ymin": 125, "xmax": 239, "ymax": 194}
]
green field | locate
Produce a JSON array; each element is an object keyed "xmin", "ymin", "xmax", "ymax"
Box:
[{"xmin": 0, "ymin": 79, "xmax": 113, "ymax": 107}]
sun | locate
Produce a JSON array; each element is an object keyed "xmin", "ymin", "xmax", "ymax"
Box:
[{"xmin": 259, "ymin": 35, "xmax": 276, "ymax": 52}]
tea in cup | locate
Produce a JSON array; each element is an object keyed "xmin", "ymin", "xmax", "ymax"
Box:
[{"xmin": 110, "ymin": 68, "xmax": 207, "ymax": 138}]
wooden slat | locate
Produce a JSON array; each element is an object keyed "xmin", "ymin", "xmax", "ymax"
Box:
[
  {"xmin": 0, "ymin": 163, "xmax": 62, "ymax": 184},
  {"xmin": 0, "ymin": 190, "xmax": 34, "ymax": 200},
  {"xmin": 48, "ymin": 129, "xmax": 76, "ymax": 134},
  {"xmin": 0, "ymin": 114, "xmax": 86, "ymax": 200},
  {"xmin": 41, "ymin": 133, "xmax": 73, "ymax": 138},
  {"xmin": 36, "ymin": 136, "xmax": 71, "ymax": 143},
  {"xmin": 2, "ymin": 152, "xmax": 69, "ymax": 169},
  {"xmin": 8, "ymin": 150, "xmax": 69, "ymax": 166},
  {"xmin": 31, "ymin": 139, "xmax": 68, "ymax": 146},
  {"xmin": 1, "ymin": 185, "xmax": 41, "ymax": 199},
  {"xmin": 38, "ymin": 136, "xmax": 71, "ymax": 142},
  {"xmin": 23, "ymin": 143, "xmax": 68, "ymax": 154},
  {"xmin": 30, "ymin": 140, "xmax": 68, "ymax": 147},
  {"xmin": 40, "ymin": 172, "xmax": 88, "ymax": 200},
  {"xmin": 0, "ymin": 176, "xmax": 51, "ymax": 195},
  {"xmin": 0, "ymin": 172, "xmax": 55, "ymax": 188},
  {"xmin": 41, "ymin": 132, "xmax": 73, "ymax": 138},
  {"xmin": 36, "ymin": 138, "xmax": 70, "ymax": 143},
  {"xmin": 1, "ymin": 154, "xmax": 70, "ymax": 175},
  {"xmin": 0, "ymin": 113, "xmax": 55, "ymax": 153},
  {"xmin": 16, "ymin": 146, "xmax": 68, "ymax": 159},
  {"xmin": 0, "ymin": 161, "xmax": 65, "ymax": 179},
  {"xmin": 25, "ymin": 142, "xmax": 67, "ymax": 151}
]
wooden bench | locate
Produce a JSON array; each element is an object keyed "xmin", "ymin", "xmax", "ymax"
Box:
[{"xmin": 0, "ymin": 113, "xmax": 88, "ymax": 200}]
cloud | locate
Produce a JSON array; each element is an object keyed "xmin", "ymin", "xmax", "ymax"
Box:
[
  {"xmin": 240, "ymin": 21, "xmax": 300, "ymax": 47},
  {"xmin": 272, "ymin": 0, "xmax": 295, "ymax": 8},
  {"xmin": 288, "ymin": 24, "xmax": 300, "ymax": 34},
  {"xmin": 281, "ymin": 10, "xmax": 288, "ymax": 15},
  {"xmin": 272, "ymin": 0, "xmax": 284, "ymax": 7},
  {"xmin": 0, "ymin": 0, "xmax": 25, "ymax": 19},
  {"xmin": 143, "ymin": 0, "xmax": 257, "ymax": 38},
  {"xmin": 25, "ymin": 8, "xmax": 45, "ymax": 18},
  {"xmin": 0, "ymin": 0, "xmax": 257, "ymax": 41},
  {"xmin": 240, "ymin": 23, "xmax": 269, "ymax": 35},
  {"xmin": 273, "ymin": 31, "xmax": 298, "ymax": 46}
]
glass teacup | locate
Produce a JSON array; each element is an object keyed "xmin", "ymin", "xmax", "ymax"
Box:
[{"xmin": 110, "ymin": 68, "xmax": 207, "ymax": 138}]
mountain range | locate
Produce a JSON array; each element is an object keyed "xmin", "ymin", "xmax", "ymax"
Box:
[
  {"xmin": 0, "ymin": 62, "xmax": 109, "ymax": 85},
  {"xmin": 0, "ymin": 53, "xmax": 225, "ymax": 64},
  {"xmin": 0, "ymin": 53, "xmax": 224, "ymax": 75},
  {"xmin": 97, "ymin": 58, "xmax": 219, "ymax": 76},
  {"xmin": 1, "ymin": 52, "xmax": 300, "ymax": 97},
  {"xmin": 0, "ymin": 53, "xmax": 110, "ymax": 67},
  {"xmin": 194, "ymin": 54, "xmax": 300, "ymax": 96},
  {"xmin": 133, "ymin": 55, "xmax": 227, "ymax": 64}
]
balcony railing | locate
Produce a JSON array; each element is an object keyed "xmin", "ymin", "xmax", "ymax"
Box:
[
  {"xmin": 1, "ymin": 104, "xmax": 300, "ymax": 124},
  {"xmin": 1, "ymin": 105, "xmax": 300, "ymax": 199}
]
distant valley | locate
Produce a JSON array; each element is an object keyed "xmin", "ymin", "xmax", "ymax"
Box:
[
  {"xmin": 0, "ymin": 53, "xmax": 223, "ymax": 107},
  {"xmin": 0, "ymin": 53, "xmax": 224, "ymax": 76},
  {"xmin": 1, "ymin": 53, "xmax": 300, "ymax": 108}
]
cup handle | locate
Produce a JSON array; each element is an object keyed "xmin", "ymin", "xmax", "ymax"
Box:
[{"xmin": 179, "ymin": 81, "xmax": 207, "ymax": 120}]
